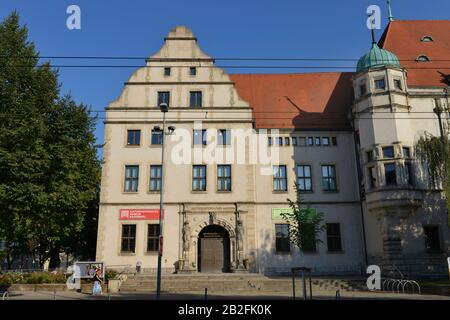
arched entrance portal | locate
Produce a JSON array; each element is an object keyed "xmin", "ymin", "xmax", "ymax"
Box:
[{"xmin": 198, "ymin": 225, "xmax": 230, "ymax": 273}]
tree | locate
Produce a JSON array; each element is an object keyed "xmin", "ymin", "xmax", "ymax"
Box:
[
  {"xmin": 281, "ymin": 187, "xmax": 326, "ymax": 252},
  {"xmin": 0, "ymin": 12, "xmax": 101, "ymax": 269}
]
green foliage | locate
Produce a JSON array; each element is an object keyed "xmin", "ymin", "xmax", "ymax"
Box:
[
  {"xmin": 282, "ymin": 189, "xmax": 326, "ymax": 252},
  {"xmin": 105, "ymin": 270, "xmax": 118, "ymax": 282},
  {"xmin": 0, "ymin": 12, "xmax": 101, "ymax": 268},
  {"xmin": 415, "ymin": 135, "xmax": 450, "ymax": 217},
  {"xmin": 0, "ymin": 272, "xmax": 67, "ymax": 285}
]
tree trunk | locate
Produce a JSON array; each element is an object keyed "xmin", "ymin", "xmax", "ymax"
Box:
[
  {"xmin": 48, "ymin": 246, "xmax": 61, "ymax": 270},
  {"xmin": 6, "ymin": 250, "xmax": 14, "ymax": 270}
]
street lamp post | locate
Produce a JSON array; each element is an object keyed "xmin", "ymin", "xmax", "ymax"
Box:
[{"xmin": 156, "ymin": 102, "xmax": 169, "ymax": 300}]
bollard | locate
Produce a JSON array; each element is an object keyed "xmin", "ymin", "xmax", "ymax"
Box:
[
  {"xmin": 301, "ymin": 272, "xmax": 307, "ymax": 300},
  {"xmin": 204, "ymin": 288, "xmax": 208, "ymax": 300},
  {"xmin": 53, "ymin": 289, "xmax": 56, "ymax": 300},
  {"xmin": 292, "ymin": 273, "xmax": 296, "ymax": 299}
]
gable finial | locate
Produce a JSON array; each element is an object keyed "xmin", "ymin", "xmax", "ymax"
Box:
[{"xmin": 387, "ymin": 0, "xmax": 394, "ymax": 22}]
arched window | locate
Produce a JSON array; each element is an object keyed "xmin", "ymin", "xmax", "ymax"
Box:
[
  {"xmin": 421, "ymin": 36, "xmax": 434, "ymax": 42},
  {"xmin": 416, "ymin": 55, "xmax": 430, "ymax": 62}
]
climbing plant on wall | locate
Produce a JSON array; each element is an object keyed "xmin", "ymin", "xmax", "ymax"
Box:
[{"xmin": 415, "ymin": 134, "xmax": 450, "ymax": 224}]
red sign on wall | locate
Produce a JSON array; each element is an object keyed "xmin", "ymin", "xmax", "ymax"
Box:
[{"xmin": 119, "ymin": 209, "xmax": 164, "ymax": 220}]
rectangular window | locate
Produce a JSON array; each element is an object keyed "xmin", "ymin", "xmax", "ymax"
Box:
[
  {"xmin": 275, "ymin": 137, "xmax": 283, "ymax": 146},
  {"xmin": 331, "ymin": 137, "xmax": 338, "ymax": 146},
  {"xmin": 367, "ymin": 150, "xmax": 374, "ymax": 162},
  {"xmin": 384, "ymin": 163, "xmax": 397, "ymax": 186},
  {"xmin": 368, "ymin": 167, "xmax": 376, "ymax": 189},
  {"xmin": 157, "ymin": 91, "xmax": 170, "ymax": 107},
  {"xmin": 299, "ymin": 137, "xmax": 306, "ymax": 147},
  {"xmin": 193, "ymin": 165, "xmax": 207, "ymax": 191},
  {"xmin": 268, "ymin": 137, "xmax": 273, "ymax": 146},
  {"xmin": 292, "ymin": 137, "xmax": 298, "ymax": 146},
  {"xmin": 302, "ymin": 223, "xmax": 316, "ymax": 252},
  {"xmin": 147, "ymin": 224, "xmax": 160, "ymax": 252},
  {"xmin": 405, "ymin": 162, "xmax": 414, "ymax": 186},
  {"xmin": 322, "ymin": 137, "xmax": 330, "ymax": 146},
  {"xmin": 424, "ymin": 226, "xmax": 441, "ymax": 252},
  {"xmin": 121, "ymin": 225, "xmax": 136, "ymax": 253},
  {"xmin": 273, "ymin": 165, "xmax": 287, "ymax": 191},
  {"xmin": 322, "ymin": 165, "xmax": 337, "ymax": 191},
  {"xmin": 307, "ymin": 137, "xmax": 314, "ymax": 146},
  {"xmin": 297, "ymin": 165, "xmax": 312, "ymax": 192},
  {"xmin": 124, "ymin": 165, "xmax": 139, "ymax": 192},
  {"xmin": 375, "ymin": 78, "xmax": 386, "ymax": 90},
  {"xmin": 149, "ymin": 165, "xmax": 162, "ymax": 191},
  {"xmin": 193, "ymin": 129, "xmax": 207, "ymax": 145},
  {"xmin": 285, "ymin": 137, "xmax": 290, "ymax": 146},
  {"xmin": 326, "ymin": 223, "xmax": 342, "ymax": 252},
  {"xmin": 218, "ymin": 129, "xmax": 231, "ymax": 146},
  {"xmin": 275, "ymin": 224, "xmax": 290, "ymax": 253},
  {"xmin": 360, "ymin": 84, "xmax": 367, "ymax": 96},
  {"xmin": 127, "ymin": 130, "xmax": 141, "ymax": 146},
  {"xmin": 402, "ymin": 147, "xmax": 411, "ymax": 158},
  {"xmin": 217, "ymin": 165, "xmax": 231, "ymax": 192},
  {"xmin": 190, "ymin": 67, "xmax": 197, "ymax": 76},
  {"xmin": 315, "ymin": 137, "xmax": 321, "ymax": 146},
  {"xmin": 190, "ymin": 91, "xmax": 202, "ymax": 108},
  {"xmin": 394, "ymin": 79, "xmax": 403, "ymax": 90},
  {"xmin": 382, "ymin": 146, "xmax": 395, "ymax": 158},
  {"xmin": 164, "ymin": 67, "xmax": 171, "ymax": 76},
  {"xmin": 151, "ymin": 129, "xmax": 163, "ymax": 145}
]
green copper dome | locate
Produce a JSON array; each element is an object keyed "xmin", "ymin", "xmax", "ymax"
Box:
[{"xmin": 356, "ymin": 43, "xmax": 401, "ymax": 73}]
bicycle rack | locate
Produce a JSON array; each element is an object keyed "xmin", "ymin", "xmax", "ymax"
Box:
[{"xmin": 382, "ymin": 278, "xmax": 421, "ymax": 295}]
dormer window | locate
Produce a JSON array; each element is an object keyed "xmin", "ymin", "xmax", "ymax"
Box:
[
  {"xmin": 421, "ymin": 36, "xmax": 434, "ymax": 42},
  {"xmin": 416, "ymin": 55, "xmax": 430, "ymax": 62}
]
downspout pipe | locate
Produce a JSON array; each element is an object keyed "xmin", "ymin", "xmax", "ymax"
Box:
[{"xmin": 350, "ymin": 110, "xmax": 369, "ymax": 269}]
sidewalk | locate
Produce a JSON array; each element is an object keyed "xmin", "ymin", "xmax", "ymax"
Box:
[{"xmin": 4, "ymin": 290, "xmax": 450, "ymax": 300}]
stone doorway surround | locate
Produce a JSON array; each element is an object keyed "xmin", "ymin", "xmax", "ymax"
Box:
[{"xmin": 177, "ymin": 203, "xmax": 249, "ymax": 273}]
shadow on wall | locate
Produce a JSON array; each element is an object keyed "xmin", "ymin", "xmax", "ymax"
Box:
[
  {"xmin": 251, "ymin": 229, "xmax": 363, "ymax": 277},
  {"xmin": 365, "ymin": 187, "xmax": 449, "ymax": 278}
]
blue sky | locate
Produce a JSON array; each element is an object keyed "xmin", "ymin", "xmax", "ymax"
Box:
[{"xmin": 1, "ymin": 0, "xmax": 449, "ymax": 158}]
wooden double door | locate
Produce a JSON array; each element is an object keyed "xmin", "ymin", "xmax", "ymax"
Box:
[{"xmin": 198, "ymin": 226, "xmax": 230, "ymax": 273}]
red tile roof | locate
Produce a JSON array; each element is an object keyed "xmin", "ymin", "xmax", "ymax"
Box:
[
  {"xmin": 230, "ymin": 73, "xmax": 354, "ymax": 130},
  {"xmin": 379, "ymin": 20, "xmax": 450, "ymax": 87},
  {"xmin": 231, "ymin": 20, "xmax": 450, "ymax": 130}
]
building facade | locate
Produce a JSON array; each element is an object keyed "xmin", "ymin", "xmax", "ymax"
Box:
[{"xmin": 96, "ymin": 22, "xmax": 450, "ymax": 277}]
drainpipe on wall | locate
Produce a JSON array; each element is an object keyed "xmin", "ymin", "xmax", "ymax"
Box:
[
  {"xmin": 350, "ymin": 110, "xmax": 369, "ymax": 270},
  {"xmin": 434, "ymin": 98, "xmax": 445, "ymax": 139}
]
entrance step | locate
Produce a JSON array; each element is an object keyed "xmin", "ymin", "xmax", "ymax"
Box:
[{"xmin": 119, "ymin": 274, "xmax": 367, "ymax": 294}]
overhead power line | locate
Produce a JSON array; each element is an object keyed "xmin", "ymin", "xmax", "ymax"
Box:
[
  {"xmin": 2, "ymin": 55, "xmax": 450, "ymax": 62},
  {"xmin": 3, "ymin": 64, "xmax": 450, "ymax": 70}
]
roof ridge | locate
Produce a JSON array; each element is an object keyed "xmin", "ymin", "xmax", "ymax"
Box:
[
  {"xmin": 229, "ymin": 72, "xmax": 354, "ymax": 76},
  {"xmin": 388, "ymin": 19, "xmax": 450, "ymax": 22}
]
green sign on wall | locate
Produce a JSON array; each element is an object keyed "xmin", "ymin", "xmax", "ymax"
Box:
[{"xmin": 271, "ymin": 208, "xmax": 317, "ymax": 220}]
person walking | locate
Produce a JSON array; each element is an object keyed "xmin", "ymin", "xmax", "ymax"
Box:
[{"xmin": 92, "ymin": 267, "xmax": 103, "ymax": 296}]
